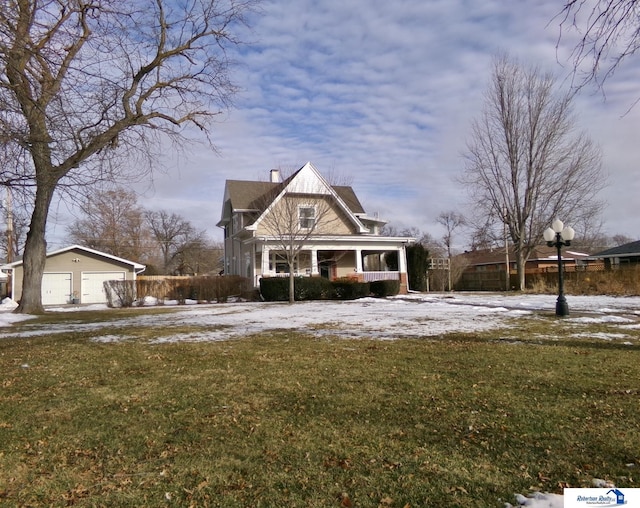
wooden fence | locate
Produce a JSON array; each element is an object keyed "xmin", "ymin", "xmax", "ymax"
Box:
[
  {"xmin": 137, "ymin": 275, "xmax": 194, "ymax": 301},
  {"xmin": 136, "ymin": 275, "xmax": 253, "ymax": 302},
  {"xmin": 456, "ymin": 263, "xmax": 639, "ymax": 294}
]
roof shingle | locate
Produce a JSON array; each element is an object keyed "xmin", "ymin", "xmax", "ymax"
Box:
[{"xmin": 224, "ymin": 180, "xmax": 365, "ymax": 215}]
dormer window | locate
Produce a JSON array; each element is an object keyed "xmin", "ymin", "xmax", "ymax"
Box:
[{"xmin": 299, "ymin": 206, "xmax": 316, "ymax": 229}]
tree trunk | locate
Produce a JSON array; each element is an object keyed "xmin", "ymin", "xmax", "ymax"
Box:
[
  {"xmin": 516, "ymin": 249, "xmax": 526, "ymax": 291},
  {"xmin": 15, "ymin": 184, "xmax": 56, "ymax": 314},
  {"xmin": 288, "ymin": 266, "xmax": 295, "ymax": 304}
]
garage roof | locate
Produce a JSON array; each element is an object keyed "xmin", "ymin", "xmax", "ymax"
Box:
[{"xmin": 1, "ymin": 244, "xmax": 146, "ymax": 273}]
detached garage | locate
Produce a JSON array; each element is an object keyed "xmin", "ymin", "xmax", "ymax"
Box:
[{"xmin": 2, "ymin": 245, "xmax": 146, "ymax": 306}]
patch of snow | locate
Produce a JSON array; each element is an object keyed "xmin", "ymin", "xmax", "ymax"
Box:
[
  {"xmin": 592, "ymin": 478, "xmax": 615, "ymax": 488},
  {"xmin": 48, "ymin": 303, "xmax": 108, "ymax": 312},
  {"xmin": 573, "ymin": 332, "xmax": 630, "ymax": 341},
  {"xmin": 1, "ymin": 297, "xmax": 18, "ymax": 310},
  {"xmin": 141, "ymin": 296, "xmax": 159, "ymax": 306},
  {"xmin": 567, "ymin": 315, "xmax": 635, "ymax": 324},
  {"xmin": 505, "ymin": 491, "xmax": 564, "ymax": 507},
  {"xmin": 91, "ymin": 334, "xmax": 132, "ymax": 343},
  {"xmin": 0, "ymin": 298, "xmax": 33, "ymax": 327}
]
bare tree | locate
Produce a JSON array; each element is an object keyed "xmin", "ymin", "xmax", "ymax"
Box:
[
  {"xmin": 436, "ymin": 211, "xmax": 465, "ymax": 258},
  {"xmin": 171, "ymin": 236, "xmax": 222, "ymax": 275},
  {"xmin": 462, "ymin": 55, "xmax": 604, "ymax": 290},
  {"xmin": 146, "ymin": 210, "xmax": 205, "ymax": 274},
  {"xmin": 0, "ymin": 0, "xmax": 255, "ymax": 313},
  {"xmin": 557, "ymin": 1, "xmax": 640, "ymax": 100},
  {"xmin": 467, "ymin": 220, "xmax": 502, "ymax": 251},
  {"xmin": 415, "ymin": 230, "xmax": 445, "ymax": 258},
  {"xmin": 612, "ymin": 233, "xmax": 636, "ymax": 246},
  {"xmin": 380, "ymin": 225, "xmax": 440, "ymax": 252},
  {"xmin": 256, "ymin": 167, "xmax": 344, "ymax": 303},
  {"xmin": 67, "ymin": 188, "xmax": 150, "ymax": 262},
  {"xmin": 436, "ymin": 211, "xmax": 465, "ymax": 291}
]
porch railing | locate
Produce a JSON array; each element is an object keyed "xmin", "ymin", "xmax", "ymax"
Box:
[
  {"xmin": 256, "ymin": 270, "xmax": 401, "ymax": 286},
  {"xmin": 361, "ymin": 271, "xmax": 400, "ymax": 282}
]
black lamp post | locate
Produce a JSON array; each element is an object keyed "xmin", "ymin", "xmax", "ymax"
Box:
[{"xmin": 543, "ymin": 219, "xmax": 575, "ymax": 317}]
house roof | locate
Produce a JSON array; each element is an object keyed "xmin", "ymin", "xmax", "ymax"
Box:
[
  {"xmin": 1, "ymin": 244, "xmax": 146, "ymax": 272},
  {"xmin": 223, "ymin": 179, "xmax": 366, "ymax": 215},
  {"xmin": 591, "ymin": 240, "xmax": 640, "ymax": 258},
  {"xmin": 225, "ymin": 180, "xmax": 279, "ymax": 211},
  {"xmin": 458, "ymin": 245, "xmax": 590, "ymax": 266},
  {"xmin": 218, "ymin": 162, "xmax": 371, "ymax": 236}
]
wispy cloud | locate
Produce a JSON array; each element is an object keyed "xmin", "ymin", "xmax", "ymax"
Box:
[{"xmin": 48, "ymin": 0, "xmax": 640, "ymax": 248}]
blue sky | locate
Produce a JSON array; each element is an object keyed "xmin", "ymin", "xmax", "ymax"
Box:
[{"xmin": 46, "ymin": 0, "xmax": 640, "ymax": 247}]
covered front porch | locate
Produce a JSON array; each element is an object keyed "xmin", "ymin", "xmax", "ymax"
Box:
[{"xmin": 254, "ymin": 246, "xmax": 409, "ymax": 293}]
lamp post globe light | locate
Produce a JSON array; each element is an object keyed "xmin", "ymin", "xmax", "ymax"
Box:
[{"xmin": 543, "ymin": 219, "xmax": 575, "ymax": 317}]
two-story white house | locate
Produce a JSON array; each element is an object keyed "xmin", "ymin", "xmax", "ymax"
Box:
[{"xmin": 217, "ymin": 162, "xmax": 414, "ymax": 293}]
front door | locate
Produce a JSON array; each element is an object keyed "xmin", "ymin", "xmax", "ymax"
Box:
[{"xmin": 319, "ymin": 262, "xmax": 336, "ymax": 279}]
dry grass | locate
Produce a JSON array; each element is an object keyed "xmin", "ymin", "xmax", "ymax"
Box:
[
  {"xmin": 0, "ymin": 309, "xmax": 639, "ymax": 507},
  {"xmin": 530, "ymin": 265, "xmax": 640, "ymax": 296}
]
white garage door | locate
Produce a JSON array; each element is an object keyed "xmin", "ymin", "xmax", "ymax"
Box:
[
  {"xmin": 42, "ymin": 273, "xmax": 72, "ymax": 305},
  {"xmin": 81, "ymin": 272, "xmax": 126, "ymax": 304}
]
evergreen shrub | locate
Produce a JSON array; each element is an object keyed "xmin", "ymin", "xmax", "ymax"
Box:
[
  {"xmin": 259, "ymin": 277, "xmax": 289, "ymax": 301},
  {"xmin": 370, "ymin": 279, "xmax": 400, "ymax": 297},
  {"xmin": 260, "ymin": 276, "xmax": 334, "ymax": 301},
  {"xmin": 297, "ymin": 277, "xmax": 334, "ymax": 300},
  {"xmin": 407, "ymin": 244, "xmax": 429, "ymax": 291},
  {"xmin": 331, "ymin": 278, "xmax": 370, "ymax": 300}
]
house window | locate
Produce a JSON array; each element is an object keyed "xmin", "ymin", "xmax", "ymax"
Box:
[
  {"xmin": 270, "ymin": 252, "xmax": 296, "ymax": 273},
  {"xmin": 299, "ymin": 206, "xmax": 315, "ymax": 229}
]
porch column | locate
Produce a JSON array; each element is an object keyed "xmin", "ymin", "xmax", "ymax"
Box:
[
  {"xmin": 262, "ymin": 246, "xmax": 270, "ymax": 276},
  {"xmin": 311, "ymin": 249, "xmax": 318, "ymax": 275},
  {"xmin": 251, "ymin": 244, "xmax": 257, "ymax": 281},
  {"xmin": 398, "ymin": 245, "xmax": 407, "ymax": 273},
  {"xmin": 355, "ymin": 249, "xmax": 363, "ymax": 272},
  {"xmin": 399, "ymin": 245, "xmax": 409, "ymax": 294}
]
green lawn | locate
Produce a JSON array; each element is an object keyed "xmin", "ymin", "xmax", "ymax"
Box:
[{"xmin": 0, "ymin": 308, "xmax": 638, "ymax": 507}]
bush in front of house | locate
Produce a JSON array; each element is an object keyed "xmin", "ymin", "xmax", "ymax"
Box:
[
  {"xmin": 259, "ymin": 277, "xmax": 290, "ymax": 301},
  {"xmin": 260, "ymin": 276, "xmax": 334, "ymax": 301},
  {"xmin": 370, "ymin": 279, "xmax": 400, "ymax": 297},
  {"xmin": 331, "ymin": 278, "xmax": 370, "ymax": 300},
  {"xmin": 297, "ymin": 276, "xmax": 334, "ymax": 300}
]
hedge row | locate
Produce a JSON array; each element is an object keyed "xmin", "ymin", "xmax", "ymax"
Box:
[
  {"xmin": 370, "ymin": 279, "xmax": 401, "ymax": 297},
  {"xmin": 171, "ymin": 275, "xmax": 252, "ymax": 303},
  {"xmin": 259, "ymin": 277, "xmax": 400, "ymax": 302}
]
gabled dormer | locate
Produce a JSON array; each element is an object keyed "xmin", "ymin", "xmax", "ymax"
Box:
[{"xmin": 248, "ymin": 162, "xmax": 369, "ymax": 235}]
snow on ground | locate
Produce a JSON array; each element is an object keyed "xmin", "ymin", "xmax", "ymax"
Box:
[
  {"xmin": 1, "ymin": 293, "xmax": 639, "ymax": 344},
  {"xmin": 504, "ymin": 491, "xmax": 563, "ymax": 508},
  {"xmin": 0, "ymin": 292, "xmax": 638, "ymax": 507}
]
